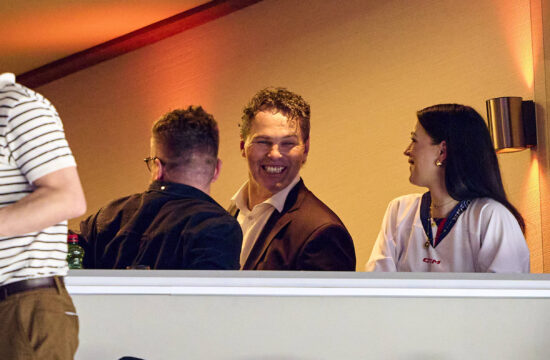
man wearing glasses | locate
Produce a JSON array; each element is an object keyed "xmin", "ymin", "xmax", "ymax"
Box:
[{"xmin": 77, "ymin": 106, "xmax": 242, "ymax": 270}]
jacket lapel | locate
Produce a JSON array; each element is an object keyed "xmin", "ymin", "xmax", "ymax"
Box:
[{"xmin": 243, "ymin": 180, "xmax": 306, "ymax": 269}]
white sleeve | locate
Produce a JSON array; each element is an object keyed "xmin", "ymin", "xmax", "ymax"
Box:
[
  {"xmin": 477, "ymin": 202, "xmax": 530, "ymax": 273},
  {"xmin": 6, "ymin": 92, "xmax": 76, "ymax": 183},
  {"xmin": 366, "ymin": 200, "xmax": 398, "ymax": 272}
]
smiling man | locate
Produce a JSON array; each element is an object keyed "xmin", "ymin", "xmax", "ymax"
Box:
[{"xmin": 229, "ymin": 87, "xmax": 356, "ymax": 270}]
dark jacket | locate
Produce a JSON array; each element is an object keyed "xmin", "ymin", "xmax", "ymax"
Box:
[
  {"xmin": 79, "ymin": 181, "xmax": 242, "ymax": 270},
  {"xmin": 229, "ymin": 180, "xmax": 356, "ymax": 271}
]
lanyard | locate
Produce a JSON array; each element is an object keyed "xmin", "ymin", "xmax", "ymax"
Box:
[{"xmin": 420, "ymin": 192, "xmax": 470, "ymax": 248}]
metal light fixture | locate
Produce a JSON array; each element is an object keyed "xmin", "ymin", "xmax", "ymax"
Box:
[{"xmin": 486, "ymin": 97, "xmax": 536, "ymax": 153}]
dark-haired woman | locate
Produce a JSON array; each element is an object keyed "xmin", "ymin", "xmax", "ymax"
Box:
[{"xmin": 366, "ymin": 104, "xmax": 529, "ymax": 272}]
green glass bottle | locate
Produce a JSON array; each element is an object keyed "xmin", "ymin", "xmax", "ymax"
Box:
[{"xmin": 67, "ymin": 234, "xmax": 84, "ymax": 269}]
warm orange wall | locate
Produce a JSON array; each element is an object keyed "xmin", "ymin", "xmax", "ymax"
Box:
[
  {"xmin": 0, "ymin": 0, "xmax": 209, "ymax": 74},
  {"xmin": 531, "ymin": 0, "xmax": 550, "ymax": 272},
  {"xmin": 37, "ymin": 0, "xmax": 541, "ymax": 271}
]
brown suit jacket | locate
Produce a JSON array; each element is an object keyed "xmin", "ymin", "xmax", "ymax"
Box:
[{"xmin": 229, "ymin": 180, "xmax": 356, "ymax": 271}]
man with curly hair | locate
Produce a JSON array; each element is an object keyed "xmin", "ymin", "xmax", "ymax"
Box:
[
  {"xmin": 229, "ymin": 87, "xmax": 356, "ymax": 270},
  {"xmin": 78, "ymin": 106, "xmax": 242, "ymax": 270}
]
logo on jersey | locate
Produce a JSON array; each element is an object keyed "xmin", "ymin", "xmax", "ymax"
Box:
[{"xmin": 423, "ymin": 257, "xmax": 440, "ymax": 264}]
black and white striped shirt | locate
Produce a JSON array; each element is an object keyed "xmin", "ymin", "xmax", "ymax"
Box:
[{"xmin": 0, "ymin": 73, "xmax": 76, "ymax": 285}]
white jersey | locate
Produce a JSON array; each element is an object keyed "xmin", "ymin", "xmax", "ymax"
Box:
[{"xmin": 366, "ymin": 193, "xmax": 530, "ymax": 273}]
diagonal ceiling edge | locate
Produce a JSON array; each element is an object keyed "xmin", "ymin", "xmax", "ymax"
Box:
[{"xmin": 18, "ymin": 0, "xmax": 263, "ymax": 88}]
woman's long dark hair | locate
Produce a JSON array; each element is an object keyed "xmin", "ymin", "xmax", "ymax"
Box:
[{"xmin": 417, "ymin": 104, "xmax": 525, "ymax": 232}]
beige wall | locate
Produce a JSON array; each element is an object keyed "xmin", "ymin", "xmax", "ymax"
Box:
[
  {"xmin": 37, "ymin": 0, "xmax": 542, "ymax": 271},
  {"xmin": 532, "ymin": 0, "xmax": 550, "ymax": 272}
]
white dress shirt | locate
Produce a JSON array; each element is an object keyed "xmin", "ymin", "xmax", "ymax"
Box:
[{"xmin": 231, "ymin": 175, "xmax": 301, "ymax": 268}]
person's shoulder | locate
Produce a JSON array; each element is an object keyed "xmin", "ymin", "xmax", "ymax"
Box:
[
  {"xmin": 1, "ymin": 79, "xmax": 41, "ymax": 102},
  {"xmin": 297, "ymin": 184, "xmax": 348, "ymax": 227},
  {"xmin": 285, "ymin": 184, "xmax": 352, "ymax": 245},
  {"xmin": 167, "ymin": 192, "xmax": 238, "ymax": 225},
  {"xmin": 1, "ymin": 78, "xmax": 57, "ymax": 121},
  {"xmin": 93, "ymin": 193, "xmax": 141, "ymax": 218},
  {"xmin": 0, "ymin": 73, "xmax": 18, "ymax": 94},
  {"xmin": 0, "ymin": 78, "xmax": 32, "ymax": 110},
  {"xmin": 300, "ymin": 186, "xmax": 336, "ymax": 213},
  {"xmin": 195, "ymin": 199, "xmax": 238, "ymax": 221},
  {"xmin": 468, "ymin": 197, "xmax": 515, "ymax": 218},
  {"xmin": 173, "ymin": 190, "xmax": 229, "ymax": 214},
  {"xmin": 390, "ymin": 193, "xmax": 423, "ymax": 205},
  {"xmin": 171, "ymin": 197, "xmax": 242, "ymax": 239},
  {"xmin": 384, "ymin": 193, "xmax": 423, "ymax": 213}
]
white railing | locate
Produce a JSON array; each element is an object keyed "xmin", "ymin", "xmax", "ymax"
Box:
[{"xmin": 65, "ymin": 270, "xmax": 550, "ymax": 298}]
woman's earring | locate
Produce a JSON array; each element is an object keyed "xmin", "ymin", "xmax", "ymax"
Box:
[{"xmin": 435, "ymin": 160, "xmax": 443, "ymax": 167}]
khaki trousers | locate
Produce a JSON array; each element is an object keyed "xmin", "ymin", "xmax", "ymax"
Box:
[{"xmin": 0, "ymin": 277, "xmax": 79, "ymax": 360}]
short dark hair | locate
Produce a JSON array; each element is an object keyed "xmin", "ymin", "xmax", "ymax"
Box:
[
  {"xmin": 417, "ymin": 103, "xmax": 525, "ymax": 232},
  {"xmin": 241, "ymin": 87, "xmax": 310, "ymax": 142},
  {"xmin": 152, "ymin": 106, "xmax": 219, "ymax": 169}
]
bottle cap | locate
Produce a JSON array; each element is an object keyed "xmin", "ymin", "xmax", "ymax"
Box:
[{"xmin": 68, "ymin": 234, "xmax": 79, "ymax": 243}]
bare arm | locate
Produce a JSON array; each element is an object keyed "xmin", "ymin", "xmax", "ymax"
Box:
[{"xmin": 0, "ymin": 166, "xmax": 86, "ymax": 237}]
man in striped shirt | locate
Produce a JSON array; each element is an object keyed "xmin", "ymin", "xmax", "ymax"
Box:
[{"xmin": 0, "ymin": 73, "xmax": 86, "ymax": 359}]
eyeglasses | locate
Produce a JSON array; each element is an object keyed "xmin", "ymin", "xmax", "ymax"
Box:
[{"xmin": 143, "ymin": 156, "xmax": 165, "ymax": 172}]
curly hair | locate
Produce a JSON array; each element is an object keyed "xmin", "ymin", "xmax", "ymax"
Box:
[
  {"xmin": 152, "ymin": 106, "xmax": 218, "ymax": 168},
  {"xmin": 240, "ymin": 87, "xmax": 310, "ymax": 141}
]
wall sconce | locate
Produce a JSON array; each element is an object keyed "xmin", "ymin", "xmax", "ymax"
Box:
[{"xmin": 486, "ymin": 97, "xmax": 536, "ymax": 153}]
